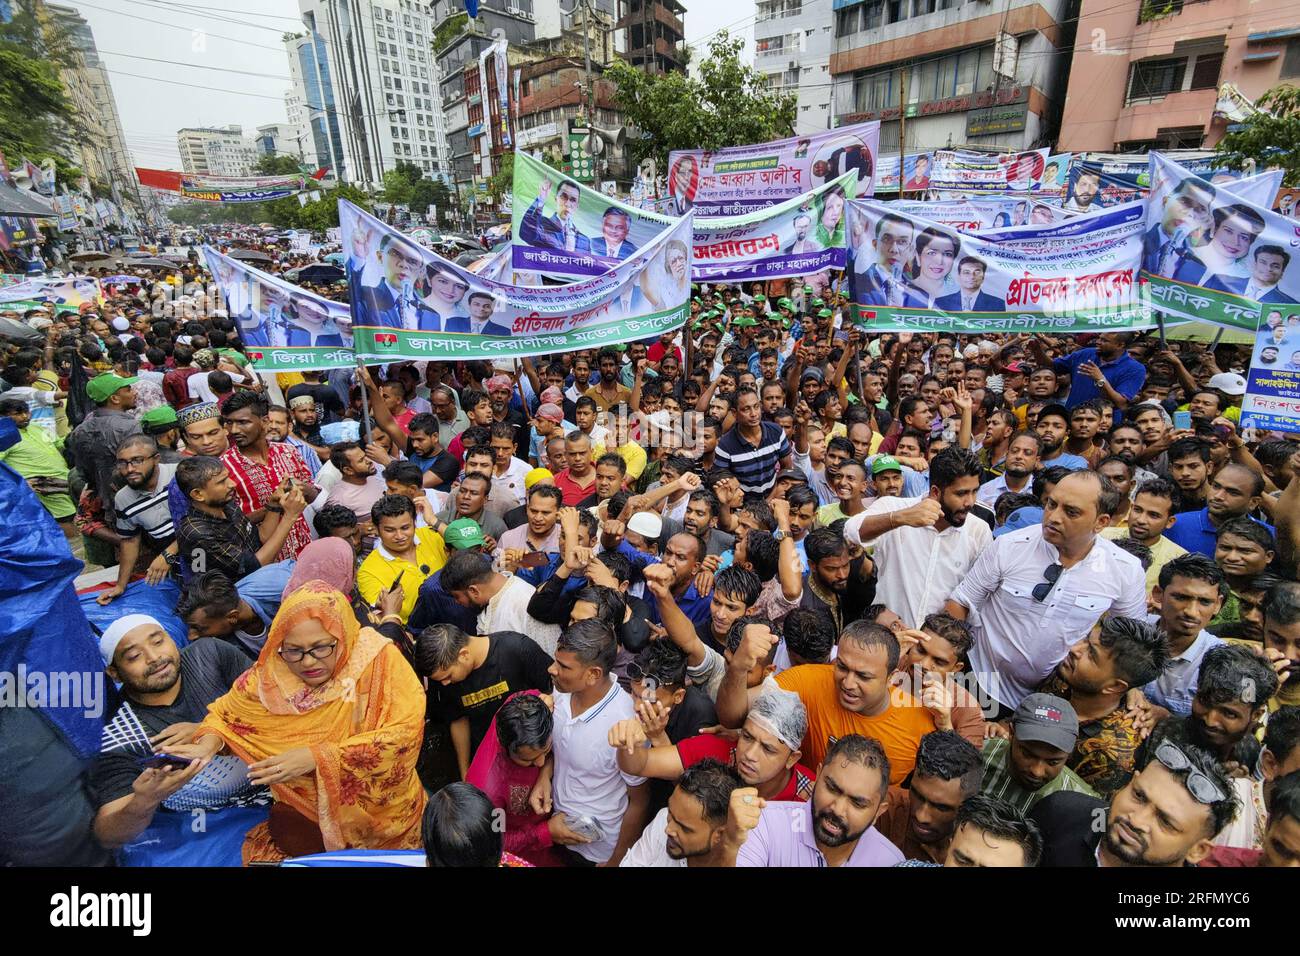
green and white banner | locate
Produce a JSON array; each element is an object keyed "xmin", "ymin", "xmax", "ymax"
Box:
[{"xmin": 342, "ymin": 198, "xmax": 693, "ymax": 361}]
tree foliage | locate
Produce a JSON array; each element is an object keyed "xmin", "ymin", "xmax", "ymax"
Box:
[
  {"xmin": 1215, "ymin": 85, "xmax": 1300, "ymax": 187},
  {"xmin": 487, "ymin": 152, "xmax": 514, "ymax": 203},
  {"xmin": 254, "ymin": 154, "xmax": 304, "ymax": 176},
  {"xmin": 0, "ymin": 10, "xmax": 76, "ymax": 177},
  {"xmin": 607, "ymin": 32, "xmax": 798, "ymax": 171}
]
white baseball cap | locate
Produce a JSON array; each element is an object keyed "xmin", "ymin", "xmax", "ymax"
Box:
[{"xmin": 1207, "ymin": 372, "xmax": 1247, "ymax": 397}]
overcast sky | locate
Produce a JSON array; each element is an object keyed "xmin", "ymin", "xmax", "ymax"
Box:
[{"xmin": 69, "ymin": 0, "xmax": 754, "ymax": 169}]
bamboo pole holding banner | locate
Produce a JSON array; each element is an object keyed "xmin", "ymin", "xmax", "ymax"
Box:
[{"xmin": 357, "ymin": 358, "xmax": 373, "ymax": 448}]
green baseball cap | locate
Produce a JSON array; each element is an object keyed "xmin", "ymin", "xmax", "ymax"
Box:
[
  {"xmin": 444, "ymin": 518, "xmax": 486, "ymax": 550},
  {"xmin": 733, "ymin": 315, "xmax": 758, "ymax": 328},
  {"xmin": 140, "ymin": 406, "xmax": 178, "ymax": 428},
  {"xmin": 817, "ymin": 308, "xmax": 833, "ymax": 318},
  {"xmin": 871, "ymin": 455, "xmax": 903, "ymax": 476},
  {"xmin": 811, "ymin": 297, "xmax": 825, "ymax": 308},
  {"xmin": 86, "ymin": 373, "xmax": 137, "ymax": 404},
  {"xmin": 752, "ymin": 294, "xmax": 766, "ymax": 303},
  {"xmin": 778, "ymin": 297, "xmax": 793, "ymax": 310},
  {"xmin": 802, "ymin": 285, "xmax": 814, "ymax": 294}
]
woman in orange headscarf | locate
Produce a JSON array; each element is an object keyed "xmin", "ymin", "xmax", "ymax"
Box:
[{"xmin": 173, "ymin": 581, "xmax": 426, "ymax": 863}]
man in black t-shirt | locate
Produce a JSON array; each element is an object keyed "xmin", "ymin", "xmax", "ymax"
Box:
[
  {"xmin": 629, "ymin": 640, "xmax": 717, "ymax": 744},
  {"xmin": 285, "ymin": 370, "xmax": 345, "ymax": 424},
  {"xmin": 413, "ymin": 624, "xmax": 554, "ymax": 779},
  {"xmin": 91, "ymin": 616, "xmax": 256, "ymax": 850}
]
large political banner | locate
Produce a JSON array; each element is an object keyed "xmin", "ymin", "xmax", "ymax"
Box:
[
  {"xmin": 846, "ymin": 198, "xmax": 1152, "ymax": 334},
  {"xmin": 1241, "ymin": 306, "xmax": 1300, "ymax": 435},
  {"xmin": 203, "ymin": 246, "xmax": 355, "ymax": 372},
  {"xmin": 690, "ymin": 171, "xmax": 858, "ymax": 282},
  {"xmin": 889, "ymin": 197, "xmax": 1068, "ymax": 232},
  {"xmin": 0, "ymin": 275, "xmax": 100, "ymax": 307},
  {"xmin": 874, "ymin": 153, "xmax": 933, "ymax": 194},
  {"xmin": 136, "ymin": 167, "xmax": 306, "ymax": 203},
  {"xmin": 510, "ymin": 150, "xmax": 676, "ymax": 278},
  {"xmin": 928, "ymin": 149, "xmax": 1051, "ymax": 195},
  {"xmin": 1062, "ymin": 154, "xmax": 1282, "ymax": 215},
  {"xmin": 1141, "ymin": 153, "xmax": 1300, "ymax": 334},
  {"xmin": 342, "ymin": 199, "xmax": 693, "ymax": 361},
  {"xmin": 666, "ymin": 122, "xmax": 879, "ymax": 215}
]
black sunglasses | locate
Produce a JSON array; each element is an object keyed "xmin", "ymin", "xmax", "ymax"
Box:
[
  {"xmin": 1032, "ymin": 563, "xmax": 1062, "ymax": 603},
  {"xmin": 1154, "ymin": 739, "xmax": 1228, "ymax": 804}
]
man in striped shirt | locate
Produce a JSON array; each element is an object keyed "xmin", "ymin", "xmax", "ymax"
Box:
[
  {"xmin": 714, "ymin": 387, "xmax": 792, "ymax": 495},
  {"xmin": 980, "ymin": 693, "xmax": 1098, "ymax": 813},
  {"xmin": 97, "ymin": 435, "xmax": 178, "ymax": 606}
]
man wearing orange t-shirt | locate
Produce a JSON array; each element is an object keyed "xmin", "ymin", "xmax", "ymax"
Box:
[{"xmin": 717, "ymin": 620, "xmax": 936, "ymax": 784}]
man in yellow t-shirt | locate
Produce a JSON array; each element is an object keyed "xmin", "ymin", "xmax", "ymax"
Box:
[
  {"xmin": 357, "ymin": 494, "xmax": 448, "ymax": 622},
  {"xmin": 592, "ymin": 401, "xmax": 647, "ymax": 481}
]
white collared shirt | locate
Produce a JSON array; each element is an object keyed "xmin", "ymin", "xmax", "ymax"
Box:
[
  {"xmin": 619, "ymin": 807, "xmax": 686, "ymax": 868},
  {"xmin": 951, "ymin": 524, "xmax": 1147, "ymax": 708},
  {"xmin": 553, "ymin": 681, "xmax": 647, "ymax": 865},
  {"xmin": 1141, "ymin": 621, "xmax": 1224, "ymax": 717},
  {"xmin": 846, "ymin": 495, "xmax": 992, "ymax": 629}
]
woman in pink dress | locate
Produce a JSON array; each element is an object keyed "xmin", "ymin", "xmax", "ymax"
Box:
[{"xmin": 465, "ymin": 690, "xmax": 565, "ymax": 867}]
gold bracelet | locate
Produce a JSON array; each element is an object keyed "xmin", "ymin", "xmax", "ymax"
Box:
[{"xmin": 380, "ymin": 613, "xmax": 404, "ymax": 626}]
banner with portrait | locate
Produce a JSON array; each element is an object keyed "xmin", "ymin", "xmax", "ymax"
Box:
[
  {"xmin": 510, "ymin": 150, "xmax": 675, "ymax": 278},
  {"xmin": 0, "ymin": 275, "xmax": 100, "ymax": 307},
  {"xmin": 342, "ymin": 199, "xmax": 694, "ymax": 361},
  {"xmin": 666, "ymin": 122, "xmax": 879, "ymax": 215},
  {"xmin": 202, "ymin": 246, "xmax": 355, "ymax": 372},
  {"xmin": 690, "ymin": 171, "xmax": 858, "ymax": 282},
  {"xmin": 1141, "ymin": 153, "xmax": 1300, "ymax": 334},
  {"xmin": 1062, "ymin": 154, "xmax": 1282, "ymax": 215},
  {"xmin": 874, "ymin": 153, "xmax": 933, "ymax": 194},
  {"xmin": 845, "ymin": 198, "xmax": 1151, "ymax": 334},
  {"xmin": 928, "ymin": 149, "xmax": 1051, "ymax": 195},
  {"xmin": 1240, "ymin": 305, "xmax": 1300, "ymax": 435},
  {"xmin": 888, "ymin": 197, "xmax": 1068, "ymax": 232}
]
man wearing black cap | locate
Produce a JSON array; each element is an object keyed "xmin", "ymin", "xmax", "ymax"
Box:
[{"xmin": 980, "ymin": 693, "xmax": 1098, "ymax": 813}]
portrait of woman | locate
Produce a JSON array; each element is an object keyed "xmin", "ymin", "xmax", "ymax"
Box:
[
  {"xmin": 906, "ymin": 228, "xmax": 961, "ymax": 305},
  {"xmin": 813, "ymin": 185, "xmax": 847, "ymax": 250},
  {"xmin": 640, "ymin": 238, "xmax": 690, "ymax": 310}
]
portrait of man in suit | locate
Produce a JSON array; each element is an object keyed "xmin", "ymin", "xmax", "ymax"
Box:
[
  {"xmin": 853, "ymin": 213, "xmax": 926, "ymax": 308},
  {"xmin": 590, "ymin": 208, "xmax": 637, "ymax": 260},
  {"xmin": 1171, "ymin": 203, "xmax": 1266, "ymax": 289},
  {"xmin": 445, "ymin": 290, "xmax": 512, "ymax": 336},
  {"xmin": 354, "ymin": 232, "xmax": 422, "ymax": 330},
  {"xmin": 786, "ymin": 212, "xmax": 822, "ymax": 255},
  {"xmin": 934, "ymin": 256, "xmax": 1006, "ymax": 313},
  {"xmin": 1143, "ymin": 177, "xmax": 1217, "ymax": 277},
  {"xmin": 520, "ymin": 177, "xmax": 589, "ymax": 252},
  {"xmin": 1205, "ymin": 244, "xmax": 1294, "ymax": 303}
]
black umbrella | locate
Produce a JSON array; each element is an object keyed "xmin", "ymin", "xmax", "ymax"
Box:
[
  {"xmin": 288, "ymin": 264, "xmax": 344, "ymax": 283},
  {"xmin": 228, "ymin": 248, "xmax": 273, "ymax": 264},
  {"xmin": 0, "ymin": 317, "xmax": 44, "ymax": 346}
]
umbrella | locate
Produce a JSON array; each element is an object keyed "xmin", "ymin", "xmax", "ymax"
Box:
[
  {"xmin": 287, "ymin": 264, "xmax": 344, "ymax": 283},
  {"xmin": 228, "ymin": 249, "xmax": 272, "ymax": 263},
  {"xmin": 124, "ymin": 257, "xmax": 179, "ymax": 270},
  {"xmin": 0, "ymin": 317, "xmax": 44, "ymax": 346},
  {"xmin": 69, "ymin": 250, "xmax": 114, "ymax": 262}
]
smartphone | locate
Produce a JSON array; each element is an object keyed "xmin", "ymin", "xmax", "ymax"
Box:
[
  {"xmin": 372, "ymin": 569, "xmax": 406, "ymax": 611},
  {"xmin": 139, "ymin": 753, "xmax": 192, "ymax": 771},
  {"xmin": 1173, "ymin": 410, "xmax": 1191, "ymax": 430},
  {"xmin": 518, "ymin": 551, "xmax": 549, "ymax": 569}
]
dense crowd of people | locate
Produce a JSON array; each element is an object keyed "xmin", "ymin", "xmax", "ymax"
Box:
[{"xmin": 2, "ymin": 236, "xmax": 1300, "ymax": 869}]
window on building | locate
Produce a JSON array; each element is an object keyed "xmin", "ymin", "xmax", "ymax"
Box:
[
  {"xmin": 383, "ymin": 76, "xmax": 391, "ymax": 88},
  {"xmin": 864, "ymin": 0, "xmax": 883, "ymax": 29},
  {"xmin": 1127, "ymin": 57, "xmax": 1186, "ymax": 102},
  {"xmin": 394, "ymin": 78, "xmax": 402, "ymax": 89},
  {"xmin": 885, "ymin": 0, "xmax": 903, "ymax": 24},
  {"xmin": 835, "ymin": 6, "xmax": 859, "ymax": 35},
  {"xmin": 1189, "ymin": 51, "xmax": 1223, "ymax": 89}
]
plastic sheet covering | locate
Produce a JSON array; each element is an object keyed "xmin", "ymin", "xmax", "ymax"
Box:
[
  {"xmin": 0, "ymin": 417, "xmax": 107, "ymax": 758},
  {"xmin": 79, "ymin": 578, "xmax": 190, "ymax": 652}
]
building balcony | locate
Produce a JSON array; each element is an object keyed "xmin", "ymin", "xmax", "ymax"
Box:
[
  {"xmin": 1112, "ymin": 86, "xmax": 1217, "ymax": 144},
  {"xmin": 617, "ymin": 3, "xmax": 684, "ymax": 37}
]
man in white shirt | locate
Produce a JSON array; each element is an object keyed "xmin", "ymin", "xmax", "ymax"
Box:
[
  {"xmin": 439, "ymin": 549, "xmax": 561, "ymax": 656},
  {"xmin": 846, "ymin": 448, "xmax": 991, "ymax": 629},
  {"xmin": 489, "ymin": 423, "xmax": 531, "ymax": 508},
  {"xmin": 975, "ymin": 432, "xmax": 1042, "ymax": 511},
  {"xmin": 620, "ymin": 759, "xmax": 743, "ymax": 867},
  {"xmin": 945, "ymin": 470, "xmax": 1147, "ymax": 715},
  {"xmin": 549, "ymin": 620, "xmax": 650, "ymax": 867}
]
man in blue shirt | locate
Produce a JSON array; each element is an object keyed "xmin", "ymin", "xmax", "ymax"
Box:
[
  {"xmin": 1164, "ymin": 462, "xmax": 1272, "ymax": 558},
  {"xmin": 1028, "ymin": 332, "xmax": 1145, "ymax": 423},
  {"xmin": 1033, "ymin": 404, "xmax": 1091, "ymax": 472}
]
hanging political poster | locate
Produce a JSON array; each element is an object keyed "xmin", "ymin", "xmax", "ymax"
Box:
[
  {"xmin": 666, "ymin": 122, "xmax": 879, "ymax": 215},
  {"xmin": 690, "ymin": 171, "xmax": 858, "ymax": 282},
  {"xmin": 845, "ymin": 198, "xmax": 1152, "ymax": 334},
  {"xmin": 135, "ymin": 167, "xmax": 306, "ymax": 203},
  {"xmin": 1141, "ymin": 153, "xmax": 1300, "ymax": 334},
  {"xmin": 202, "ymin": 246, "xmax": 355, "ymax": 372},
  {"xmin": 1062, "ymin": 153, "xmax": 1282, "ymax": 214},
  {"xmin": 342, "ymin": 199, "xmax": 693, "ymax": 361},
  {"xmin": 928, "ymin": 149, "xmax": 1051, "ymax": 195},
  {"xmin": 1240, "ymin": 306, "xmax": 1300, "ymax": 435},
  {"xmin": 0, "ymin": 275, "xmax": 100, "ymax": 308},
  {"xmin": 888, "ymin": 197, "xmax": 1068, "ymax": 232},
  {"xmin": 873, "ymin": 154, "xmax": 933, "ymax": 194},
  {"xmin": 511, "ymin": 150, "xmax": 676, "ymax": 277}
]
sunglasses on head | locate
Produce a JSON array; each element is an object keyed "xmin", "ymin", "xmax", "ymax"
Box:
[{"xmin": 1154, "ymin": 739, "xmax": 1228, "ymax": 804}]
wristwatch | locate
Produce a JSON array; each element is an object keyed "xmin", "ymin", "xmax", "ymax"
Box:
[{"xmin": 772, "ymin": 528, "xmax": 786, "ymax": 541}]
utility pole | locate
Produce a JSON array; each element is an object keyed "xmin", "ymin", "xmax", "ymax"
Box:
[
  {"xmin": 583, "ymin": 0, "xmax": 594, "ymax": 159},
  {"xmin": 897, "ymin": 65, "xmax": 907, "ymax": 197}
]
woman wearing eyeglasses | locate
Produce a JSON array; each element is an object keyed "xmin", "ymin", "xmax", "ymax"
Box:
[{"xmin": 171, "ymin": 581, "xmax": 427, "ymax": 863}]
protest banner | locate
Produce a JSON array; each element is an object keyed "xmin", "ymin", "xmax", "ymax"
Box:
[
  {"xmin": 1062, "ymin": 154, "xmax": 1282, "ymax": 214},
  {"xmin": 845, "ymin": 198, "xmax": 1152, "ymax": 334},
  {"xmin": 928, "ymin": 149, "xmax": 1051, "ymax": 195},
  {"xmin": 1240, "ymin": 306, "xmax": 1300, "ymax": 435},
  {"xmin": 690, "ymin": 170, "xmax": 858, "ymax": 282},
  {"xmin": 666, "ymin": 122, "xmax": 879, "ymax": 214},
  {"xmin": 202, "ymin": 246, "xmax": 355, "ymax": 372},
  {"xmin": 135, "ymin": 167, "xmax": 306, "ymax": 203},
  {"xmin": 0, "ymin": 275, "xmax": 100, "ymax": 308},
  {"xmin": 1140, "ymin": 153, "xmax": 1299, "ymax": 334},
  {"xmin": 342, "ymin": 198, "xmax": 693, "ymax": 361},
  {"xmin": 889, "ymin": 197, "xmax": 1068, "ymax": 232},
  {"xmin": 510, "ymin": 150, "xmax": 677, "ymax": 278},
  {"xmin": 874, "ymin": 153, "xmax": 932, "ymax": 194}
]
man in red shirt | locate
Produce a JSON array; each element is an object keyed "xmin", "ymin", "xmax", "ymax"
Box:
[
  {"xmin": 552, "ymin": 430, "xmax": 597, "ymax": 506},
  {"xmin": 162, "ymin": 344, "xmax": 200, "ymax": 410},
  {"xmin": 608, "ymin": 686, "xmax": 816, "ymax": 802},
  {"xmin": 219, "ymin": 390, "xmax": 318, "ymax": 561},
  {"xmin": 647, "ymin": 330, "xmax": 682, "ymax": 369}
]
